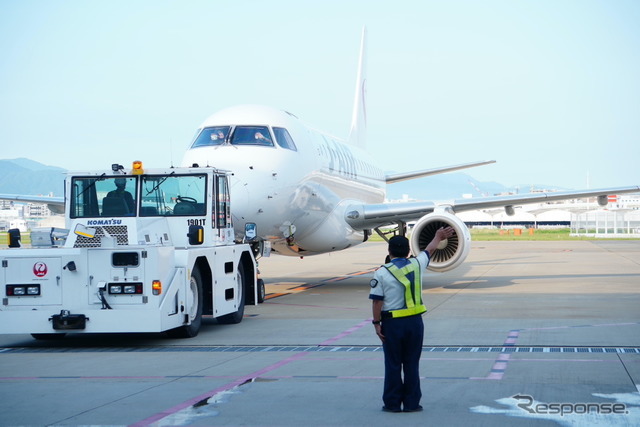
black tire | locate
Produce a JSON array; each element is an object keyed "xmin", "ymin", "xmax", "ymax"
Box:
[
  {"xmin": 31, "ymin": 333, "xmax": 66, "ymax": 340},
  {"xmin": 167, "ymin": 268, "xmax": 203, "ymax": 338},
  {"xmin": 217, "ymin": 261, "xmax": 246, "ymax": 324},
  {"xmin": 257, "ymin": 278, "xmax": 265, "ymax": 303}
]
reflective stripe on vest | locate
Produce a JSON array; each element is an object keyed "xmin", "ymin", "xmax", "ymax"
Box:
[{"xmin": 383, "ymin": 258, "xmax": 427, "ymax": 318}]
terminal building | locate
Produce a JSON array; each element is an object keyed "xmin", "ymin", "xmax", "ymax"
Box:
[{"xmin": 460, "ymin": 194, "xmax": 640, "ymax": 238}]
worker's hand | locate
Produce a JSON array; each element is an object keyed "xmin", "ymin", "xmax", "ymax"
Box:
[
  {"xmin": 436, "ymin": 226, "xmax": 455, "ymax": 240},
  {"xmin": 374, "ymin": 324, "xmax": 385, "ymax": 343}
]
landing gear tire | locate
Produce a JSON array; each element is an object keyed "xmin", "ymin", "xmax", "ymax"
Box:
[
  {"xmin": 167, "ymin": 268, "xmax": 203, "ymax": 338},
  {"xmin": 31, "ymin": 333, "xmax": 66, "ymax": 340},
  {"xmin": 217, "ymin": 261, "xmax": 246, "ymax": 324}
]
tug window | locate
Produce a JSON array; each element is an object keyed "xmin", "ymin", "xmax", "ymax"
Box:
[
  {"xmin": 141, "ymin": 174, "xmax": 206, "ymax": 217},
  {"xmin": 70, "ymin": 176, "xmax": 137, "ymax": 218}
]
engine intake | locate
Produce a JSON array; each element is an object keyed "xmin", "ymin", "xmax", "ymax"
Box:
[{"xmin": 409, "ymin": 212, "xmax": 471, "ymax": 272}]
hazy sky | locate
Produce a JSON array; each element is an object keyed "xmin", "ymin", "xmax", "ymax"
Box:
[{"xmin": 1, "ymin": 0, "xmax": 638, "ymax": 191}]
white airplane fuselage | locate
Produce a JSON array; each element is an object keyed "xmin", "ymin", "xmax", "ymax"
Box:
[{"xmin": 181, "ymin": 104, "xmax": 385, "ymax": 256}]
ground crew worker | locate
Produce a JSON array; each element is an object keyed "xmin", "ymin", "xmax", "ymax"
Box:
[{"xmin": 369, "ymin": 227, "xmax": 455, "ymax": 413}]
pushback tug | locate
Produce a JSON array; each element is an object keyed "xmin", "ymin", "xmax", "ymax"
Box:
[{"xmin": 1, "ymin": 161, "xmax": 264, "ymax": 339}]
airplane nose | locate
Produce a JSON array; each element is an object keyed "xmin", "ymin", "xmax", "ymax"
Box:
[
  {"xmin": 228, "ymin": 175, "xmax": 249, "ymax": 221},
  {"xmin": 182, "ymin": 146, "xmax": 284, "ymax": 239}
]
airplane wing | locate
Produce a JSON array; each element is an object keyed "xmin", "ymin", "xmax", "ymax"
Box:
[
  {"xmin": 345, "ymin": 185, "xmax": 640, "ymax": 230},
  {"xmin": 0, "ymin": 194, "xmax": 65, "ymax": 214},
  {"xmin": 385, "ymin": 160, "xmax": 496, "ymax": 183}
]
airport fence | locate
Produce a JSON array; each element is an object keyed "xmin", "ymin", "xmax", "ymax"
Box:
[{"xmin": 570, "ymin": 210, "xmax": 640, "ymax": 238}]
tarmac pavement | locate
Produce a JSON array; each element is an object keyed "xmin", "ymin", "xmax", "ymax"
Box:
[{"xmin": 0, "ymin": 240, "xmax": 639, "ymax": 426}]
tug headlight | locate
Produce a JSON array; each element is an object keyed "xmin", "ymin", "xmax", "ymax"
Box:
[
  {"xmin": 108, "ymin": 283, "xmax": 143, "ymax": 294},
  {"xmin": 6, "ymin": 284, "xmax": 41, "ymax": 296}
]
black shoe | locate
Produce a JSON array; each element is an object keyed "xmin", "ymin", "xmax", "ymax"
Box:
[
  {"xmin": 403, "ymin": 405, "xmax": 423, "ymax": 412},
  {"xmin": 382, "ymin": 406, "xmax": 402, "ymax": 413}
]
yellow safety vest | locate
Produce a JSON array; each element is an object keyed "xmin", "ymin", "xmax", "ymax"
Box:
[{"xmin": 383, "ymin": 258, "xmax": 427, "ymax": 318}]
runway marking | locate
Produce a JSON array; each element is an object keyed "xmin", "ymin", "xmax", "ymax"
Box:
[
  {"xmin": 261, "ymin": 301, "xmax": 362, "ymax": 310},
  {"xmin": 319, "ymin": 318, "xmax": 372, "ymax": 346},
  {"xmin": 264, "ymin": 292, "xmax": 288, "ymax": 300},
  {"xmin": 263, "ymin": 268, "xmax": 377, "ymax": 300},
  {"xmin": 130, "ymin": 351, "xmax": 311, "ymax": 426},
  {"xmin": 522, "ymin": 321, "xmax": 640, "ymax": 331},
  {"xmin": 471, "ymin": 322, "xmax": 640, "ymax": 381},
  {"xmin": 471, "ymin": 329, "xmax": 520, "ymax": 380},
  {"xmin": 0, "ymin": 355, "xmax": 621, "ymax": 382},
  {"xmin": 1, "ymin": 345, "xmax": 638, "ymax": 354}
]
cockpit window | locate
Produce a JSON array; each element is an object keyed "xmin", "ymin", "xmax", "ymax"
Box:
[
  {"xmin": 230, "ymin": 126, "xmax": 273, "ymax": 146},
  {"xmin": 273, "ymin": 127, "xmax": 297, "ymax": 151},
  {"xmin": 191, "ymin": 126, "xmax": 231, "ymax": 148}
]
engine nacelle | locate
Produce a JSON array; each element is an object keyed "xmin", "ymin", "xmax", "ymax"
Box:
[{"xmin": 409, "ymin": 211, "xmax": 471, "ymax": 272}]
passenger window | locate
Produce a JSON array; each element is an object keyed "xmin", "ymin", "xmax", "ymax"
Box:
[
  {"xmin": 273, "ymin": 127, "xmax": 297, "ymax": 151},
  {"xmin": 191, "ymin": 126, "xmax": 231, "ymax": 148},
  {"xmin": 230, "ymin": 126, "xmax": 273, "ymax": 146}
]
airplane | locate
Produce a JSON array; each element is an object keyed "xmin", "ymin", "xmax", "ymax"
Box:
[
  {"xmin": 179, "ymin": 29, "xmax": 639, "ymax": 271},
  {"xmin": 2, "ymin": 29, "xmax": 639, "ymax": 273}
]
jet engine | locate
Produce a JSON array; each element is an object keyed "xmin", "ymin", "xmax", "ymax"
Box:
[{"xmin": 409, "ymin": 211, "xmax": 471, "ymax": 272}]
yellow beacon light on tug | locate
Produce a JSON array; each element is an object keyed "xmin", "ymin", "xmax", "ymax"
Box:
[{"xmin": 132, "ymin": 160, "xmax": 144, "ymax": 175}]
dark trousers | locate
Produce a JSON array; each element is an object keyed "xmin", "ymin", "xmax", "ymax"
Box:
[{"xmin": 381, "ymin": 315, "xmax": 424, "ymax": 410}]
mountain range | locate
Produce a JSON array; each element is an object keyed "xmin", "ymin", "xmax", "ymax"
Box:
[
  {"xmin": 0, "ymin": 158, "xmax": 548, "ymax": 201},
  {"xmin": 0, "ymin": 158, "xmax": 66, "ymax": 197}
]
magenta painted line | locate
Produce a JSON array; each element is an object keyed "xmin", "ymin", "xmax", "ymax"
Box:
[
  {"xmin": 508, "ymin": 358, "xmax": 613, "ymax": 363},
  {"xmin": 522, "ymin": 322, "xmax": 639, "ymax": 332},
  {"xmin": 319, "ymin": 318, "xmax": 372, "ymax": 346},
  {"xmin": 475, "ymin": 331, "xmax": 520, "ymax": 381},
  {"xmin": 264, "ymin": 302, "xmax": 361, "ymax": 310},
  {"xmin": 485, "ymin": 372, "xmax": 504, "ymax": 380},
  {"xmin": 0, "ymin": 375, "xmax": 235, "ymax": 381},
  {"xmin": 130, "ymin": 351, "xmax": 310, "ymax": 427},
  {"xmin": 503, "ymin": 330, "xmax": 519, "ymax": 346},
  {"xmin": 422, "ymin": 358, "xmax": 497, "ymax": 362}
]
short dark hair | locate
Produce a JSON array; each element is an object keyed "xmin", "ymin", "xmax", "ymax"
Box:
[{"xmin": 388, "ymin": 235, "xmax": 410, "ymax": 258}]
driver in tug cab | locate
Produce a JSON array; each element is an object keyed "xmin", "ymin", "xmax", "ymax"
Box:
[{"xmin": 107, "ymin": 178, "xmax": 135, "ymax": 214}]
